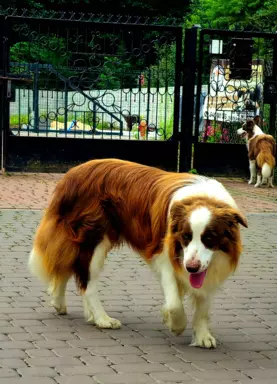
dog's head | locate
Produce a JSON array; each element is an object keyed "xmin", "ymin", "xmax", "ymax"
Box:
[
  {"xmin": 169, "ymin": 197, "xmax": 247, "ymax": 289},
  {"xmin": 237, "ymin": 116, "xmax": 261, "ymax": 140}
]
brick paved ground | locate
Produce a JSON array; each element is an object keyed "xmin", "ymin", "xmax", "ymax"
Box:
[
  {"xmin": 0, "ymin": 210, "xmax": 277, "ymax": 383},
  {"xmin": 1, "ymin": 172, "xmax": 277, "ymax": 383}
]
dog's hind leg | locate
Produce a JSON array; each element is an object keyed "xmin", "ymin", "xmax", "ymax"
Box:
[
  {"xmin": 190, "ymin": 294, "xmax": 216, "ymax": 349},
  {"xmin": 83, "ymin": 237, "xmax": 121, "ymax": 329},
  {"xmin": 29, "ymin": 248, "xmax": 70, "ymax": 315},
  {"xmin": 268, "ymin": 175, "xmax": 274, "ymax": 188},
  {"xmin": 248, "ymin": 160, "xmax": 256, "ymax": 185},
  {"xmin": 254, "ymin": 171, "xmax": 262, "ymax": 188},
  {"xmin": 48, "ymin": 275, "xmax": 70, "ymax": 315}
]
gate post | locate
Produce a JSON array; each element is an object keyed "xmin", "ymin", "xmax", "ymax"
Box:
[
  {"xmin": 0, "ymin": 16, "xmax": 9, "ymax": 173},
  {"xmin": 179, "ymin": 26, "xmax": 198, "ymax": 172},
  {"xmin": 269, "ymin": 35, "xmax": 277, "ymax": 137}
]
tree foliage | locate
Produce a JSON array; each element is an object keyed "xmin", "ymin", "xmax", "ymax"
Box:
[
  {"xmin": 185, "ymin": 0, "xmax": 277, "ymax": 32},
  {"xmin": 16, "ymin": 0, "xmax": 190, "ymax": 18},
  {"xmin": 10, "ymin": 37, "xmax": 68, "ymax": 66},
  {"xmin": 148, "ymin": 44, "xmax": 176, "ymax": 88}
]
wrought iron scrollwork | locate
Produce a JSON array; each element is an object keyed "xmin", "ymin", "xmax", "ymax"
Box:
[
  {"xmin": 199, "ymin": 34, "xmax": 272, "ymax": 144},
  {"xmin": 0, "ymin": 7, "xmax": 182, "ymax": 26},
  {"xmin": 9, "ymin": 16, "xmax": 179, "ymax": 142}
]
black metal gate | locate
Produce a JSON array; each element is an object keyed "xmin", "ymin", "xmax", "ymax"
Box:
[
  {"xmin": 0, "ymin": 12, "xmax": 185, "ymax": 172},
  {"xmin": 193, "ymin": 29, "xmax": 277, "ymax": 176}
]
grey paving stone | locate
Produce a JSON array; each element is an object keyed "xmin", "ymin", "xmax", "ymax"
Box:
[{"xmin": 1, "ymin": 210, "xmax": 277, "ymax": 384}]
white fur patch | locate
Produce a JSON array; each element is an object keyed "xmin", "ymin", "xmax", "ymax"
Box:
[
  {"xmin": 152, "ymin": 251, "xmax": 182, "ymax": 309},
  {"xmin": 255, "ymin": 175, "xmax": 262, "ymax": 188},
  {"xmin": 28, "ymin": 248, "xmax": 49, "ymax": 283},
  {"xmin": 248, "ymin": 160, "xmax": 257, "ymax": 185},
  {"xmin": 190, "ymin": 206, "xmax": 212, "ymax": 231},
  {"xmin": 170, "ymin": 178, "xmax": 238, "ymax": 211},
  {"xmin": 237, "ymin": 127, "xmax": 245, "ymax": 136},
  {"xmin": 183, "ymin": 207, "xmax": 213, "ymax": 272},
  {"xmin": 262, "ymin": 163, "xmax": 271, "ymax": 179},
  {"xmin": 152, "ymin": 251, "xmax": 187, "ymax": 335},
  {"xmin": 254, "ymin": 124, "xmax": 264, "ymax": 135}
]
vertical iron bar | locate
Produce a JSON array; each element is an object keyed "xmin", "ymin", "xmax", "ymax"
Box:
[
  {"xmin": 173, "ymin": 28, "xmax": 182, "ymax": 139},
  {"xmin": 93, "ymin": 102, "xmax": 97, "ymax": 134},
  {"xmin": 146, "ymin": 69, "xmax": 151, "ymax": 140},
  {"xmin": 179, "ymin": 27, "xmax": 199, "ymax": 172},
  {"xmin": 0, "ymin": 16, "xmax": 9, "ymax": 172},
  {"xmin": 33, "ymin": 63, "xmax": 39, "ymax": 133},
  {"xmin": 269, "ymin": 36, "xmax": 277, "ymax": 136},
  {"xmin": 64, "ymin": 84, "xmax": 68, "ymax": 134},
  {"xmin": 194, "ymin": 29, "xmax": 204, "ymax": 141}
]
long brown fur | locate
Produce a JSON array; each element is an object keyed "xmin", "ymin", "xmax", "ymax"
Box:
[
  {"xmin": 33, "ymin": 159, "xmax": 196, "ymax": 291},
  {"xmin": 249, "ymin": 134, "xmax": 276, "ymax": 171}
]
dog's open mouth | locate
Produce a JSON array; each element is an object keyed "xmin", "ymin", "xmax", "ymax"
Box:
[{"xmin": 189, "ymin": 270, "xmax": 207, "ymax": 289}]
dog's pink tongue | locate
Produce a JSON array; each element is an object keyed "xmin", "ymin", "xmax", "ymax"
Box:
[{"xmin": 189, "ymin": 270, "xmax": 207, "ymax": 289}]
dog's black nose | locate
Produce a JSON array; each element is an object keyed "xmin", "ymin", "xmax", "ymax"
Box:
[
  {"xmin": 186, "ymin": 265, "xmax": 200, "ymax": 273},
  {"xmin": 186, "ymin": 259, "xmax": 201, "ymax": 273}
]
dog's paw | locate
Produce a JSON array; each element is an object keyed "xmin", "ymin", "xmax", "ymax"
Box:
[
  {"xmin": 84, "ymin": 310, "xmax": 95, "ymax": 324},
  {"xmin": 248, "ymin": 180, "xmax": 254, "ymax": 185},
  {"xmin": 83, "ymin": 298, "xmax": 95, "ymax": 323},
  {"xmin": 190, "ymin": 331, "xmax": 216, "ymax": 349},
  {"xmin": 51, "ymin": 300, "xmax": 67, "ymax": 315},
  {"xmin": 254, "ymin": 183, "xmax": 261, "ymax": 188},
  {"xmin": 95, "ymin": 316, "xmax": 121, "ymax": 329},
  {"xmin": 162, "ymin": 306, "xmax": 187, "ymax": 336}
]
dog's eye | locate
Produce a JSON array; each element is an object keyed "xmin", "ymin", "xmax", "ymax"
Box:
[
  {"xmin": 183, "ymin": 233, "xmax": 192, "ymax": 241},
  {"xmin": 224, "ymin": 230, "xmax": 233, "ymax": 239},
  {"xmin": 202, "ymin": 236, "xmax": 213, "ymax": 244},
  {"xmin": 201, "ymin": 234, "xmax": 217, "ymax": 248}
]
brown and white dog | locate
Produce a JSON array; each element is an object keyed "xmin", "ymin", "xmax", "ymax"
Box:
[
  {"xmin": 237, "ymin": 117, "xmax": 276, "ymax": 187},
  {"xmin": 29, "ymin": 159, "xmax": 247, "ymax": 348},
  {"xmin": 237, "ymin": 116, "xmax": 264, "ymax": 151}
]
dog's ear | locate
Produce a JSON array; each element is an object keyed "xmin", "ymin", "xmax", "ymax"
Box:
[
  {"xmin": 253, "ymin": 115, "xmax": 261, "ymax": 126},
  {"xmin": 217, "ymin": 207, "xmax": 248, "ymax": 228},
  {"xmin": 170, "ymin": 202, "xmax": 187, "ymax": 233},
  {"xmin": 233, "ymin": 211, "xmax": 248, "ymax": 228},
  {"xmin": 246, "ymin": 119, "xmax": 254, "ymax": 130}
]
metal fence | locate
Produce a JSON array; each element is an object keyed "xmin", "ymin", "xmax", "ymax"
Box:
[
  {"xmin": 0, "ymin": 10, "xmax": 184, "ymax": 171},
  {"xmin": 1, "ymin": 8, "xmax": 277, "ymax": 175},
  {"xmin": 193, "ymin": 29, "xmax": 277, "ymax": 175}
]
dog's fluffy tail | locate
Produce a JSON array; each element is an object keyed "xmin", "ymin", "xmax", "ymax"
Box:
[
  {"xmin": 28, "ymin": 215, "xmax": 81, "ymax": 286},
  {"xmin": 262, "ymin": 163, "xmax": 272, "ymax": 179},
  {"xmin": 28, "ymin": 169, "xmax": 106, "ymax": 292},
  {"xmin": 257, "ymin": 148, "xmax": 276, "ymax": 180}
]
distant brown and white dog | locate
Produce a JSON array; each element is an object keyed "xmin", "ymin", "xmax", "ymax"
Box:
[
  {"xmin": 29, "ymin": 159, "xmax": 247, "ymax": 348},
  {"xmin": 237, "ymin": 117, "xmax": 276, "ymax": 187}
]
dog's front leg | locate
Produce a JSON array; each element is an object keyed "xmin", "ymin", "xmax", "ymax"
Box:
[
  {"xmin": 152, "ymin": 253, "xmax": 187, "ymax": 336},
  {"xmin": 248, "ymin": 160, "xmax": 256, "ymax": 184},
  {"xmin": 190, "ymin": 294, "xmax": 216, "ymax": 349}
]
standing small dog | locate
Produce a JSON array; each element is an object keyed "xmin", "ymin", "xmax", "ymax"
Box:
[{"xmin": 237, "ymin": 117, "xmax": 276, "ymax": 187}]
